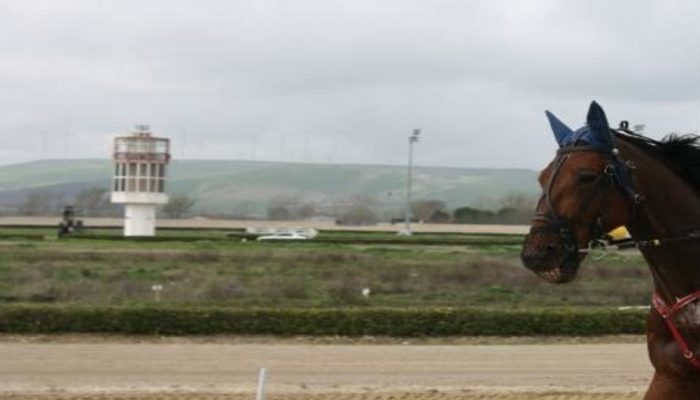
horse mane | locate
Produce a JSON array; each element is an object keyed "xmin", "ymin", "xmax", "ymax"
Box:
[{"xmin": 615, "ymin": 130, "xmax": 700, "ymax": 193}]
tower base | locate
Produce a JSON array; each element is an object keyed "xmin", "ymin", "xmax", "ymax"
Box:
[{"xmin": 124, "ymin": 204, "xmax": 157, "ymax": 236}]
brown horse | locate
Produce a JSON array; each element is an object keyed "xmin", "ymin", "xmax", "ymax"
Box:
[{"xmin": 521, "ymin": 101, "xmax": 700, "ymax": 399}]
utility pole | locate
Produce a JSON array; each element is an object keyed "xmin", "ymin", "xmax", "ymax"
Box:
[{"xmin": 400, "ymin": 129, "xmax": 421, "ymax": 236}]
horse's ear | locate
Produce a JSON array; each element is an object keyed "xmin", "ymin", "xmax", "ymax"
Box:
[
  {"xmin": 586, "ymin": 101, "xmax": 612, "ymax": 148},
  {"xmin": 545, "ymin": 110, "xmax": 573, "ymax": 147}
]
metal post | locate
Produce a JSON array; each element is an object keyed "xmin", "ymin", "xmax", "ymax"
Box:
[
  {"xmin": 255, "ymin": 367, "xmax": 267, "ymax": 400},
  {"xmin": 403, "ymin": 129, "xmax": 420, "ymax": 235}
]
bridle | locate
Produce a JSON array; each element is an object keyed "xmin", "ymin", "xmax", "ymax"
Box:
[
  {"xmin": 530, "ymin": 130, "xmax": 700, "ymax": 371},
  {"xmin": 529, "ymin": 134, "xmax": 641, "ymax": 260}
]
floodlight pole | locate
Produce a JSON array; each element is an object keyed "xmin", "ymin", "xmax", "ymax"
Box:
[{"xmin": 403, "ymin": 129, "xmax": 421, "ymax": 235}]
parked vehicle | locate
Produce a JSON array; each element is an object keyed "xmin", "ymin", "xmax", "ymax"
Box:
[{"xmin": 256, "ymin": 231, "xmax": 310, "ymax": 241}]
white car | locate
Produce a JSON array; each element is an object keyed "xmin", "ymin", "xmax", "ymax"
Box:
[{"xmin": 256, "ymin": 232, "xmax": 310, "ymax": 241}]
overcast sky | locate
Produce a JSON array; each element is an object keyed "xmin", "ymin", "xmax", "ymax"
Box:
[{"xmin": 0, "ymin": 0, "xmax": 698, "ymax": 169}]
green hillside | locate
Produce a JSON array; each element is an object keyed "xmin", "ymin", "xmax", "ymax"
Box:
[{"xmin": 0, "ymin": 159, "xmax": 539, "ymax": 215}]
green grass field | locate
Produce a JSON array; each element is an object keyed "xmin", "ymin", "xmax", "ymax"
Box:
[{"xmin": 0, "ymin": 227, "xmax": 652, "ymax": 309}]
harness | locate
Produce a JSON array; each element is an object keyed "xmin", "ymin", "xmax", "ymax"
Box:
[
  {"xmin": 535, "ymin": 128, "xmax": 700, "ymax": 371},
  {"xmin": 652, "ymin": 290, "xmax": 700, "ymax": 369}
]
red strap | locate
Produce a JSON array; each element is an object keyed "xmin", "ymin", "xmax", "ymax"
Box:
[
  {"xmin": 652, "ymin": 292, "xmax": 700, "ymax": 370},
  {"xmin": 669, "ymin": 289, "xmax": 700, "ymax": 315}
]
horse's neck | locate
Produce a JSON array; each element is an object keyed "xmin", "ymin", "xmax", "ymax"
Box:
[{"xmin": 618, "ymin": 140, "xmax": 700, "ymax": 299}]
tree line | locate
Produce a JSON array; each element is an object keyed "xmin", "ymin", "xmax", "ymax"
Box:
[
  {"xmin": 262, "ymin": 193, "xmax": 536, "ymax": 225},
  {"xmin": 13, "ymin": 187, "xmax": 196, "ymax": 219},
  {"xmin": 12, "ymin": 187, "xmax": 536, "ymax": 225}
]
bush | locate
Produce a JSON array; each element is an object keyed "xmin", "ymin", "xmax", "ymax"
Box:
[
  {"xmin": 453, "ymin": 206, "xmax": 494, "ymax": 224},
  {"xmin": 0, "ymin": 305, "xmax": 647, "ymax": 336}
]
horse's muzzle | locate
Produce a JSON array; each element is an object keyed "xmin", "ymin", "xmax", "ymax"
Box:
[{"xmin": 521, "ymin": 233, "xmax": 581, "ymax": 284}]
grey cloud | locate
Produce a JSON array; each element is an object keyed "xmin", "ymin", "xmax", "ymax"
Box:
[{"xmin": 0, "ymin": 0, "xmax": 698, "ymax": 169}]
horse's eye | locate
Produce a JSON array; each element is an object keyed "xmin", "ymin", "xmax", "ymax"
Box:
[{"xmin": 577, "ymin": 173, "xmax": 599, "ymax": 184}]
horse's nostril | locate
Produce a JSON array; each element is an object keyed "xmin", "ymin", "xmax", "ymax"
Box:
[{"xmin": 545, "ymin": 244, "xmax": 557, "ymax": 255}]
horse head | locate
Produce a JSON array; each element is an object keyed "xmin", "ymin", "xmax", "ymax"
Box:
[{"xmin": 521, "ymin": 102, "xmax": 636, "ymax": 283}]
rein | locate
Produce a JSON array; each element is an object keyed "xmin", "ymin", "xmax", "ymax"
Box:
[{"xmin": 582, "ymin": 230, "xmax": 700, "ymax": 259}]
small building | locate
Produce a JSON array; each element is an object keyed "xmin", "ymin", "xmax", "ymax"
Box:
[{"xmin": 110, "ymin": 125, "xmax": 170, "ymax": 236}]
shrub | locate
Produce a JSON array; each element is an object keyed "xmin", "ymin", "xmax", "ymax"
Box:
[{"xmin": 0, "ymin": 305, "xmax": 647, "ymax": 336}]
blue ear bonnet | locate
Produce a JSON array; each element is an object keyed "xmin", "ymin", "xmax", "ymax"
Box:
[
  {"xmin": 545, "ymin": 101, "xmax": 637, "ymax": 199},
  {"xmin": 562, "ymin": 126, "xmax": 610, "ymax": 149},
  {"xmin": 545, "ymin": 101, "xmax": 613, "ymax": 151}
]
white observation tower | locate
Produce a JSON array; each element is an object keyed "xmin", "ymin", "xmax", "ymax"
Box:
[{"xmin": 110, "ymin": 125, "xmax": 170, "ymax": 236}]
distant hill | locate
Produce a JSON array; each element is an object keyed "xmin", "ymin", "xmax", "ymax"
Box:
[{"xmin": 0, "ymin": 159, "xmax": 539, "ymax": 217}]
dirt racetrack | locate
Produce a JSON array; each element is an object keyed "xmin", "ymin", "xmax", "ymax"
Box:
[{"xmin": 0, "ymin": 336, "xmax": 652, "ymax": 400}]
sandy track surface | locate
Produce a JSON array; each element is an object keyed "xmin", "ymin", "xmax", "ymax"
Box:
[
  {"xmin": 0, "ymin": 393, "xmax": 645, "ymax": 400},
  {"xmin": 0, "ymin": 340, "xmax": 651, "ymax": 399}
]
